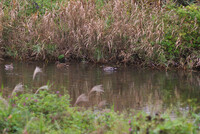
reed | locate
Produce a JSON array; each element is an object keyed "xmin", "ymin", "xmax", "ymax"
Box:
[
  {"xmin": 89, "ymin": 85, "xmax": 104, "ymax": 95},
  {"xmin": 74, "ymin": 93, "xmax": 89, "ymax": 105},
  {"xmin": 35, "ymin": 85, "xmax": 49, "ymax": 94},
  {"xmin": 33, "ymin": 66, "xmax": 42, "ymax": 80},
  {"xmin": 1, "ymin": 0, "xmax": 200, "ymax": 69},
  {"xmin": 12, "ymin": 83, "xmax": 23, "ymax": 96},
  {"xmin": 74, "ymin": 84, "xmax": 105, "ymax": 106}
]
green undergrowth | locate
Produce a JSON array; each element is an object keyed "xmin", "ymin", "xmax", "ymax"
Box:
[
  {"xmin": 0, "ymin": 90, "xmax": 200, "ymax": 134},
  {"xmin": 0, "ymin": 0, "xmax": 200, "ymax": 70},
  {"xmin": 160, "ymin": 3, "xmax": 200, "ymax": 69}
]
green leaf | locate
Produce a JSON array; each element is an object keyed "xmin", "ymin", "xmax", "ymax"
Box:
[{"xmin": 58, "ymin": 54, "xmax": 64, "ymax": 60}]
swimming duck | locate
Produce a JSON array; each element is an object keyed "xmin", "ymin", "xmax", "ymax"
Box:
[
  {"xmin": 5, "ymin": 63, "xmax": 13, "ymax": 70},
  {"xmin": 103, "ymin": 66, "xmax": 117, "ymax": 72},
  {"xmin": 55, "ymin": 61, "xmax": 69, "ymax": 69}
]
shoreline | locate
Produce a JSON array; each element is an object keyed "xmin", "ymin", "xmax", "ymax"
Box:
[{"xmin": 0, "ymin": 55, "xmax": 199, "ymax": 72}]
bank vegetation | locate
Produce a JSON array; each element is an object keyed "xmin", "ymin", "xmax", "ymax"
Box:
[{"xmin": 0, "ymin": 0, "xmax": 200, "ymax": 70}]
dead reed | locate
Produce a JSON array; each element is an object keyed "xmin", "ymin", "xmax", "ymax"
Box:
[
  {"xmin": 89, "ymin": 85, "xmax": 104, "ymax": 95},
  {"xmin": 12, "ymin": 83, "xmax": 23, "ymax": 96},
  {"xmin": 1, "ymin": 0, "xmax": 200, "ymax": 69},
  {"xmin": 35, "ymin": 85, "xmax": 49, "ymax": 94},
  {"xmin": 74, "ymin": 84, "xmax": 105, "ymax": 107},
  {"xmin": 33, "ymin": 66, "xmax": 42, "ymax": 80},
  {"xmin": 74, "ymin": 93, "xmax": 89, "ymax": 106}
]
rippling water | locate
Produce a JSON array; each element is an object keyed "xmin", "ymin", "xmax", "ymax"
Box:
[{"xmin": 1, "ymin": 61, "xmax": 200, "ymax": 112}]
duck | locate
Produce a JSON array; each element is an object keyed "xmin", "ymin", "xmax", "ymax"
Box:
[
  {"xmin": 5, "ymin": 63, "xmax": 14, "ymax": 70},
  {"xmin": 102, "ymin": 66, "xmax": 117, "ymax": 72},
  {"xmin": 55, "ymin": 61, "xmax": 69, "ymax": 69}
]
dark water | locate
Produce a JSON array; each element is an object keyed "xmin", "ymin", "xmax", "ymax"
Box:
[{"xmin": 1, "ymin": 61, "xmax": 200, "ymax": 112}]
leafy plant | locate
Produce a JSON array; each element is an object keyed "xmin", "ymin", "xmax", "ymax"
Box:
[
  {"xmin": 15, "ymin": 90, "xmax": 70, "ymax": 116},
  {"xmin": 58, "ymin": 54, "xmax": 64, "ymax": 60},
  {"xmin": 0, "ymin": 90, "xmax": 199, "ymax": 133}
]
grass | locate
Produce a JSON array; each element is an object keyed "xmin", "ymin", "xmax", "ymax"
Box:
[
  {"xmin": 0, "ymin": 0, "xmax": 200, "ymax": 69},
  {"xmin": 0, "ymin": 89, "xmax": 200, "ymax": 133}
]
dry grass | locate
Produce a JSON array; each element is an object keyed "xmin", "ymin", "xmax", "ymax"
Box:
[
  {"xmin": 33, "ymin": 66, "xmax": 42, "ymax": 80},
  {"xmin": 12, "ymin": 83, "xmax": 23, "ymax": 96},
  {"xmin": 0, "ymin": 0, "xmax": 164, "ymax": 61},
  {"xmin": 89, "ymin": 85, "xmax": 104, "ymax": 95},
  {"xmin": 74, "ymin": 93, "xmax": 89, "ymax": 106},
  {"xmin": 35, "ymin": 85, "xmax": 49, "ymax": 94},
  {"xmin": 1, "ymin": 0, "xmax": 200, "ymax": 69},
  {"xmin": 74, "ymin": 84, "xmax": 105, "ymax": 107}
]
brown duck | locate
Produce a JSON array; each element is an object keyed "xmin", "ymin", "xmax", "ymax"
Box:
[{"xmin": 55, "ymin": 61, "xmax": 69, "ymax": 69}]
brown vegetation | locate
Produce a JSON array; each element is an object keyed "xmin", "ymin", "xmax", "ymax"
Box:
[
  {"xmin": 0, "ymin": 0, "xmax": 200, "ymax": 69},
  {"xmin": 1, "ymin": 0, "xmax": 164, "ymax": 62}
]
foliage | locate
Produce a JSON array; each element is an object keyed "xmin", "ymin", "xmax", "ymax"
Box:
[
  {"xmin": 0, "ymin": 0, "xmax": 200, "ymax": 69},
  {"xmin": 0, "ymin": 90, "xmax": 200, "ymax": 133},
  {"xmin": 129, "ymin": 112, "xmax": 198, "ymax": 134},
  {"xmin": 161, "ymin": 3, "xmax": 200, "ymax": 68},
  {"xmin": 176, "ymin": 0, "xmax": 197, "ymax": 6},
  {"xmin": 58, "ymin": 54, "xmax": 64, "ymax": 60},
  {"xmin": 15, "ymin": 90, "xmax": 70, "ymax": 116}
]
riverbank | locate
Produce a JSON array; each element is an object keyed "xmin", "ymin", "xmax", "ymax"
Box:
[
  {"xmin": 0, "ymin": 90, "xmax": 199, "ymax": 133},
  {"xmin": 0, "ymin": 0, "xmax": 200, "ymax": 70}
]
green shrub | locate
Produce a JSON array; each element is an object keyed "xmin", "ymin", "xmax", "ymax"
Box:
[
  {"xmin": 0, "ymin": 91, "xmax": 200, "ymax": 133},
  {"xmin": 15, "ymin": 90, "xmax": 70, "ymax": 116},
  {"xmin": 161, "ymin": 4, "xmax": 200, "ymax": 63}
]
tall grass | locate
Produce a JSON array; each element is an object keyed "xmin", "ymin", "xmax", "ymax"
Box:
[{"xmin": 0, "ymin": 0, "xmax": 200, "ymax": 69}]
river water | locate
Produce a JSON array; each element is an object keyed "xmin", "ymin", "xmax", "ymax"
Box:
[{"xmin": 1, "ymin": 61, "xmax": 200, "ymax": 112}]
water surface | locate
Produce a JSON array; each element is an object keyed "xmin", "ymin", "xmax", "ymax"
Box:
[{"xmin": 1, "ymin": 61, "xmax": 200, "ymax": 112}]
